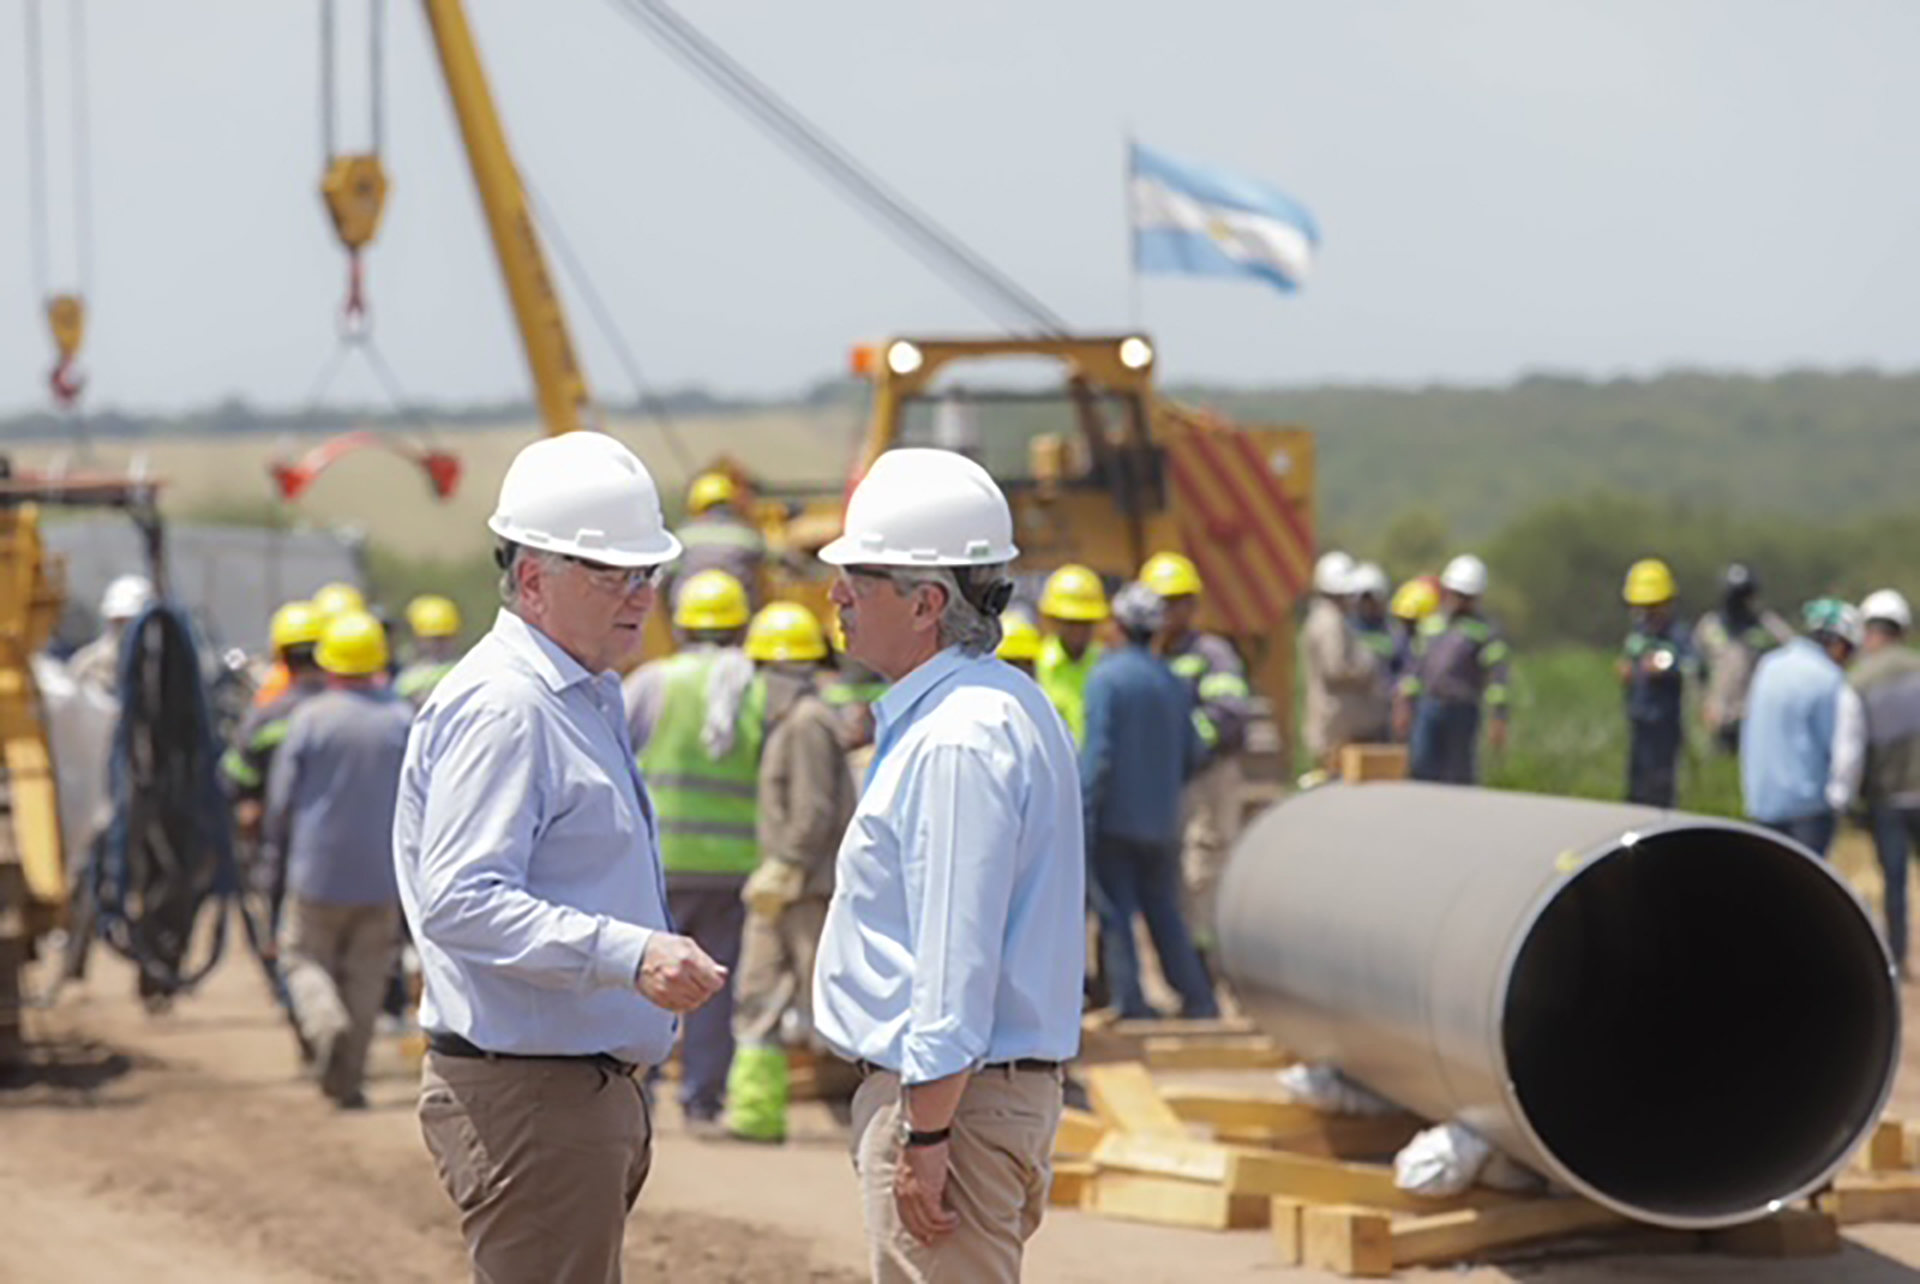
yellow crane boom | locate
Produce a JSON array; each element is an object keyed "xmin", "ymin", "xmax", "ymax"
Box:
[{"xmin": 419, "ymin": 0, "xmax": 592, "ymax": 437}]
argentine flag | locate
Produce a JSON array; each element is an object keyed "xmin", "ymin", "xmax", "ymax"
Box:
[{"xmin": 1130, "ymin": 143, "xmax": 1320, "ymax": 293}]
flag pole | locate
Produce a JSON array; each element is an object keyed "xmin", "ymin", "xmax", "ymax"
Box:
[{"xmin": 1124, "ymin": 127, "xmax": 1142, "ymax": 329}]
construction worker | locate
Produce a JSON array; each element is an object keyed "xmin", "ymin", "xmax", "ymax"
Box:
[
  {"xmin": 1843, "ymin": 590, "xmax": 1920, "ymax": 971},
  {"xmin": 1035, "ymin": 563, "xmax": 1109, "ymax": 743},
  {"xmin": 669, "ymin": 470, "xmax": 767, "ymax": 612},
  {"xmin": 1740, "ymin": 597, "xmax": 1864, "ymax": 857},
  {"xmin": 723, "ymin": 601, "xmax": 855, "ymax": 1144},
  {"xmin": 625, "ymin": 568, "xmax": 763, "ymax": 1133},
  {"xmin": 996, "ymin": 609, "xmax": 1042, "ymax": 677},
  {"xmin": 312, "ymin": 580, "xmax": 366, "ymax": 622},
  {"xmin": 254, "ymin": 583, "xmax": 366, "ymax": 709},
  {"xmin": 813, "ymin": 448, "xmax": 1082, "ymax": 1282},
  {"xmin": 397, "ymin": 594, "xmax": 463, "ymax": 705},
  {"xmin": 1303, "ymin": 550, "xmax": 1380, "ymax": 774},
  {"xmin": 1139, "ymin": 550, "xmax": 1252, "ymax": 969},
  {"xmin": 1082, "ymin": 582, "xmax": 1216, "ymax": 1020},
  {"xmin": 263, "ymin": 609, "xmax": 414, "ymax": 1109},
  {"xmin": 1396, "ymin": 554, "xmax": 1511, "ymax": 785},
  {"xmin": 224, "ymin": 600, "xmax": 330, "ymax": 911},
  {"xmin": 1694, "ymin": 563, "xmax": 1794, "ymax": 753},
  {"xmin": 395, "ymin": 431, "xmax": 724, "ymax": 1283},
  {"xmin": 68, "ymin": 573, "xmax": 155, "ymax": 695},
  {"xmin": 1347, "ymin": 561, "xmax": 1396, "ymax": 744},
  {"xmin": 1618, "ymin": 558, "xmax": 1694, "ymax": 809},
  {"xmin": 1388, "ymin": 575, "xmax": 1442, "ymax": 695}
]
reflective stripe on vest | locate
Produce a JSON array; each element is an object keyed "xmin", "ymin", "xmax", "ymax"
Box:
[{"xmin": 638, "ymin": 652, "xmax": 766, "ymax": 876}]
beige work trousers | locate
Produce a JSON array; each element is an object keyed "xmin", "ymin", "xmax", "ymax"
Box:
[
  {"xmin": 419, "ymin": 1052, "xmax": 653, "ymax": 1284},
  {"xmin": 731, "ymin": 897, "xmax": 828, "ymax": 1044},
  {"xmin": 280, "ymin": 897, "xmax": 400, "ymax": 1101},
  {"xmin": 850, "ymin": 1067, "xmax": 1062, "ymax": 1283},
  {"xmin": 1179, "ymin": 755, "xmax": 1243, "ymax": 950}
]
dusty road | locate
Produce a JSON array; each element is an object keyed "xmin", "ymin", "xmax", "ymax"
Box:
[{"xmin": 9, "ymin": 940, "xmax": 1920, "ymax": 1283}]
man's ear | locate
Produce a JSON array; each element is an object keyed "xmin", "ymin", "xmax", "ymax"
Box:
[{"xmin": 913, "ymin": 582, "xmax": 949, "ymax": 633}]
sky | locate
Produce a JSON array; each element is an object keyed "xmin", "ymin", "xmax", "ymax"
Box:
[{"xmin": 2, "ymin": 0, "xmax": 1917, "ymax": 415}]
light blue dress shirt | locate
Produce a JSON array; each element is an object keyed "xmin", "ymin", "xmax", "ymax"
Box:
[
  {"xmin": 813, "ymin": 647, "xmax": 1086, "ymax": 1085},
  {"xmin": 393, "ymin": 609, "xmax": 677, "ymax": 1066},
  {"xmin": 266, "ymin": 686, "xmax": 415, "ymax": 906}
]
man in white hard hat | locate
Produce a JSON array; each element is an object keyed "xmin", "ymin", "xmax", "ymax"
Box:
[
  {"xmin": 1843, "ymin": 589, "xmax": 1920, "ymax": 970},
  {"xmin": 1742, "ymin": 598, "xmax": 1864, "ymax": 859},
  {"xmin": 812, "ymin": 448, "xmax": 1084, "ymax": 1282},
  {"xmin": 69, "ymin": 573, "xmax": 155, "ymax": 695},
  {"xmin": 1395, "ymin": 554, "xmax": 1512, "ymax": 784},
  {"xmin": 1301, "ymin": 550, "xmax": 1379, "ymax": 775},
  {"xmin": 394, "ymin": 431, "xmax": 728, "ymax": 1284}
]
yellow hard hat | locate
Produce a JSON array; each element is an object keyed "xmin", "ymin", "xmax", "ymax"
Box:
[
  {"xmin": 687, "ymin": 472, "xmax": 737, "ymax": 516},
  {"xmin": 1139, "ymin": 551, "xmax": 1203, "ymax": 599},
  {"xmin": 315, "ymin": 609, "xmax": 390, "ymax": 678},
  {"xmin": 269, "ymin": 600, "xmax": 325, "ymax": 652},
  {"xmin": 1623, "ymin": 558, "xmax": 1677, "ymax": 607},
  {"xmin": 674, "ymin": 569, "xmax": 751, "ymax": 631},
  {"xmin": 1039, "ymin": 564, "xmax": 1110, "ymax": 622},
  {"xmin": 406, "ymin": 594, "xmax": 462, "ymax": 639},
  {"xmin": 312, "ymin": 581, "xmax": 366, "ymax": 621},
  {"xmin": 997, "ymin": 611, "xmax": 1042, "ymax": 663},
  {"xmin": 1390, "ymin": 577, "xmax": 1442, "ymax": 622},
  {"xmin": 746, "ymin": 601, "xmax": 828, "ymax": 663}
]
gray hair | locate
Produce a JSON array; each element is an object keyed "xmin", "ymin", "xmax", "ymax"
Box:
[
  {"xmin": 498, "ymin": 541, "xmax": 565, "ymax": 611},
  {"xmin": 887, "ymin": 563, "xmax": 1009, "ymax": 656}
]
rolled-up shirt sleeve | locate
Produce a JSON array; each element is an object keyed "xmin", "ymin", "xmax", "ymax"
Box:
[
  {"xmin": 899, "ymin": 738, "xmax": 1019, "ymax": 1084},
  {"xmin": 413, "ymin": 703, "xmax": 654, "ymax": 992}
]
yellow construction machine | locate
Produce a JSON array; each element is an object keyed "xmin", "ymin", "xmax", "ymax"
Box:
[
  {"xmin": 0, "ymin": 472, "xmax": 164, "ymax": 1065},
  {"xmin": 755, "ymin": 334, "xmax": 1317, "ymax": 774}
]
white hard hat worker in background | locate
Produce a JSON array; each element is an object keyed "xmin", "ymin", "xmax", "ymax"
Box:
[
  {"xmin": 814, "ymin": 448, "xmax": 1085, "ymax": 1278},
  {"xmin": 1396, "ymin": 553, "xmax": 1512, "ymax": 781},
  {"xmin": 393, "ymin": 430, "xmax": 726, "ymax": 1282},
  {"xmin": 1742, "ymin": 597, "xmax": 1867, "ymax": 861},
  {"xmin": 1301, "ymin": 547, "xmax": 1378, "ymax": 774},
  {"xmin": 1850, "ymin": 588, "xmax": 1920, "ymax": 974},
  {"xmin": 1440, "ymin": 554, "xmax": 1489, "ymax": 599},
  {"xmin": 1314, "ymin": 550, "xmax": 1356, "ymax": 599},
  {"xmin": 69, "ymin": 573, "xmax": 156, "ymax": 695}
]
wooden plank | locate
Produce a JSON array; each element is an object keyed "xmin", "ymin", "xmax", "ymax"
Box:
[
  {"xmin": 1271, "ymin": 1198, "xmax": 1306, "ymax": 1266},
  {"xmin": 1084, "ymin": 1062, "xmax": 1185, "ymax": 1136},
  {"xmin": 1048, "ymin": 1161, "xmax": 1095, "ymax": 1208},
  {"xmin": 1302, "ymin": 1205, "xmax": 1393, "ymax": 1278},
  {"xmin": 1822, "ymin": 1173, "xmax": 1920, "ymax": 1225},
  {"xmin": 1339, "ymin": 744, "xmax": 1408, "ymax": 784},
  {"xmin": 1162, "ymin": 1087, "xmax": 1325, "ymax": 1133},
  {"xmin": 1086, "ymin": 1171, "xmax": 1270, "ymax": 1230},
  {"xmin": 1391, "ymin": 1200, "xmax": 1627, "ymax": 1267},
  {"xmin": 1143, "ymin": 1036, "xmax": 1292, "ymax": 1071},
  {"xmin": 1108, "ymin": 1016, "xmax": 1257, "ymax": 1041},
  {"xmin": 1093, "ymin": 1132, "xmax": 1236, "ymax": 1184},
  {"xmin": 1708, "ymin": 1209, "xmax": 1841, "ymax": 1258},
  {"xmin": 1053, "ymin": 1108, "xmax": 1107, "ymax": 1156},
  {"xmin": 1226, "ymin": 1148, "xmax": 1519, "ymax": 1213},
  {"xmin": 1858, "ymin": 1119, "xmax": 1908, "ymax": 1173},
  {"xmin": 1218, "ymin": 1114, "xmax": 1425, "ymax": 1160}
]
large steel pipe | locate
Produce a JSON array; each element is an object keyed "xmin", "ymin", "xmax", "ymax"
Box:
[{"xmin": 1216, "ymin": 782, "xmax": 1900, "ymax": 1229}]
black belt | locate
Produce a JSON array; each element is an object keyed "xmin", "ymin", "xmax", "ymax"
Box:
[
  {"xmin": 855, "ymin": 1058, "xmax": 1063, "ymax": 1078},
  {"xmin": 428, "ymin": 1032, "xmax": 638, "ymax": 1076}
]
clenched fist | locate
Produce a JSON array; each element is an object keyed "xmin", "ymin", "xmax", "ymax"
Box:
[{"xmin": 636, "ymin": 932, "xmax": 727, "ymax": 1013}]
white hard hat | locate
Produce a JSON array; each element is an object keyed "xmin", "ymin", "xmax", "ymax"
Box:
[
  {"xmin": 820, "ymin": 448, "xmax": 1017, "ymax": 568},
  {"xmin": 487, "ymin": 432, "xmax": 681, "ymax": 567},
  {"xmin": 1349, "ymin": 561, "xmax": 1390, "ymax": 599},
  {"xmin": 1441, "ymin": 554, "xmax": 1489, "ymax": 597},
  {"xmin": 1313, "ymin": 550, "xmax": 1356, "ymax": 595},
  {"xmin": 1862, "ymin": 589, "xmax": 1913, "ymax": 632},
  {"xmin": 100, "ymin": 574, "xmax": 155, "ymax": 621}
]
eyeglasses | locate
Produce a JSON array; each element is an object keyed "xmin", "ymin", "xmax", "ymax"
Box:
[{"xmin": 559, "ymin": 553, "xmax": 662, "ymax": 595}]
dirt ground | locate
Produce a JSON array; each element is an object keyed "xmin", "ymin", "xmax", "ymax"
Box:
[{"xmin": 10, "ymin": 939, "xmax": 1920, "ymax": 1283}]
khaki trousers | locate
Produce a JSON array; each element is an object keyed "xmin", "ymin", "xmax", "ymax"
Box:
[
  {"xmin": 280, "ymin": 897, "xmax": 400, "ymax": 1101},
  {"xmin": 731, "ymin": 897, "xmax": 828, "ymax": 1045},
  {"xmin": 419, "ymin": 1052, "xmax": 653, "ymax": 1284},
  {"xmin": 1179, "ymin": 755, "xmax": 1243, "ymax": 950},
  {"xmin": 850, "ymin": 1067, "xmax": 1062, "ymax": 1283}
]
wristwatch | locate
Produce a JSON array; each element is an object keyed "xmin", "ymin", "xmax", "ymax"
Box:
[{"xmin": 902, "ymin": 1121, "xmax": 952, "ymax": 1148}]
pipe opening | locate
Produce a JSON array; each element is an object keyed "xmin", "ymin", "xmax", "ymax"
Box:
[{"xmin": 1503, "ymin": 825, "xmax": 1898, "ymax": 1225}]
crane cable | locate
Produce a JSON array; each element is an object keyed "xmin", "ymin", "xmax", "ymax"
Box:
[
  {"xmin": 22, "ymin": 0, "xmax": 94, "ymax": 410},
  {"xmin": 297, "ymin": 0, "xmax": 458, "ymax": 502},
  {"xmin": 603, "ymin": 0, "xmax": 1070, "ymax": 339}
]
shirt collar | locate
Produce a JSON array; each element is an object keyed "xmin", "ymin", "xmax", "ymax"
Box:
[
  {"xmin": 874, "ymin": 646, "xmax": 975, "ymax": 735},
  {"xmin": 491, "ymin": 608, "xmax": 596, "ymax": 693}
]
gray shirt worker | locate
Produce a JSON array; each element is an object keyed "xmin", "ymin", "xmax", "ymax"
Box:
[{"xmin": 266, "ymin": 687, "xmax": 415, "ymax": 905}]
